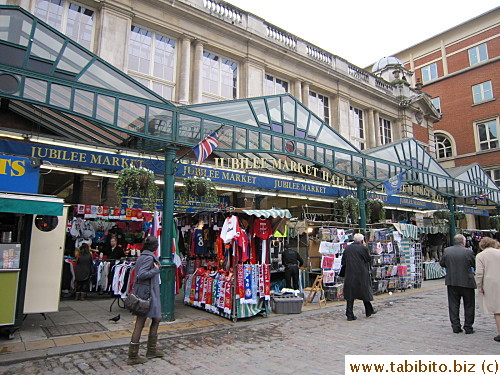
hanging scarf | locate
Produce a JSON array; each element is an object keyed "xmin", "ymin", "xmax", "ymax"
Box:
[
  {"xmin": 184, "ymin": 274, "xmax": 193, "ymax": 304},
  {"xmin": 263, "ymin": 264, "xmax": 271, "ymax": 300},
  {"xmin": 243, "ymin": 264, "xmax": 253, "ymax": 304},
  {"xmin": 258, "ymin": 264, "xmax": 265, "ymax": 296},
  {"xmin": 251, "ymin": 264, "xmax": 258, "ymax": 304},
  {"xmin": 237, "ymin": 264, "xmax": 245, "ymax": 300},
  {"xmin": 205, "ymin": 277, "xmax": 213, "ymax": 308},
  {"xmin": 224, "ymin": 280, "xmax": 232, "ymax": 314}
]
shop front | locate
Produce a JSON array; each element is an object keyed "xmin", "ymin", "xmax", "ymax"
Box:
[{"xmin": 0, "ymin": 154, "xmax": 64, "ymax": 338}]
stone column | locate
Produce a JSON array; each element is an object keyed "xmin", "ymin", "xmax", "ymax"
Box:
[
  {"xmin": 293, "ymin": 80, "xmax": 302, "ymax": 102},
  {"xmin": 366, "ymin": 109, "xmax": 376, "ymax": 149},
  {"xmin": 178, "ymin": 36, "xmax": 191, "ymax": 105},
  {"xmin": 374, "ymin": 110, "xmax": 381, "ymax": 147},
  {"xmin": 192, "ymin": 40, "xmax": 204, "ymax": 104},
  {"xmin": 301, "ymin": 82, "xmax": 309, "ymax": 107}
]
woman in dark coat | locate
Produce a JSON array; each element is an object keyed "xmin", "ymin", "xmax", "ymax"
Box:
[
  {"xmin": 127, "ymin": 236, "xmax": 163, "ymax": 365},
  {"xmin": 75, "ymin": 243, "xmax": 93, "ymax": 300},
  {"xmin": 341, "ymin": 233, "xmax": 376, "ymax": 321}
]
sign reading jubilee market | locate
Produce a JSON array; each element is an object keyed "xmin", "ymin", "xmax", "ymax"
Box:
[{"xmin": 0, "ymin": 139, "xmax": 489, "ymax": 215}]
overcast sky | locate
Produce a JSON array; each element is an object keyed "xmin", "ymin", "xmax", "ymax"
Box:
[{"xmin": 225, "ymin": 0, "xmax": 498, "ymax": 67}]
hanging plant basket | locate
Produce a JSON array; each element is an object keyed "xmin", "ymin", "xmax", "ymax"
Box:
[
  {"xmin": 366, "ymin": 199, "xmax": 386, "ymax": 223},
  {"xmin": 454, "ymin": 211, "xmax": 465, "ymax": 224},
  {"xmin": 182, "ymin": 177, "xmax": 218, "ymax": 204},
  {"xmin": 343, "ymin": 196, "xmax": 359, "ymax": 224},
  {"xmin": 114, "ymin": 166, "xmax": 158, "ymax": 211},
  {"xmin": 433, "ymin": 210, "xmax": 450, "ymax": 221}
]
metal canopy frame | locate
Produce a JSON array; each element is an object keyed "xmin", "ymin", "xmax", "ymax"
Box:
[{"xmin": 0, "ymin": 6, "xmax": 499, "ymax": 205}]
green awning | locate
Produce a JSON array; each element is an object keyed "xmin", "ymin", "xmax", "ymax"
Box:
[{"xmin": 0, "ymin": 192, "xmax": 64, "ymax": 216}]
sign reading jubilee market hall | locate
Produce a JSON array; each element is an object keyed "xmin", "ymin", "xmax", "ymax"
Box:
[{"xmin": 0, "ymin": 139, "xmax": 488, "ymax": 215}]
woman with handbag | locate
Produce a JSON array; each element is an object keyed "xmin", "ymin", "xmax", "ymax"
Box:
[
  {"xmin": 74, "ymin": 243, "xmax": 94, "ymax": 300},
  {"xmin": 127, "ymin": 236, "xmax": 164, "ymax": 365}
]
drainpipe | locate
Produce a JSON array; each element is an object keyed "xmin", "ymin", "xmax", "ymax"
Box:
[{"xmin": 160, "ymin": 147, "xmax": 176, "ymax": 321}]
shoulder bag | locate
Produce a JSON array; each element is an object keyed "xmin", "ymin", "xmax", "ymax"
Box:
[{"xmin": 124, "ymin": 292, "xmax": 150, "ymax": 316}]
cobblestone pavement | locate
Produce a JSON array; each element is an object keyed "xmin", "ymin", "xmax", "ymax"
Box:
[{"xmin": 1, "ymin": 286, "xmax": 498, "ymax": 375}]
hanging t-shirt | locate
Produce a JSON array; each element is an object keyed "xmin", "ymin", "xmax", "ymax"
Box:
[
  {"xmin": 220, "ymin": 215, "xmax": 241, "ymax": 243},
  {"xmin": 252, "ymin": 218, "xmax": 273, "ymax": 240},
  {"xmin": 192, "ymin": 228, "xmax": 208, "ymax": 255}
]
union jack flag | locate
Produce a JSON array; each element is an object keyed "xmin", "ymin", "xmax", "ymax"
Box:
[
  {"xmin": 474, "ymin": 192, "xmax": 489, "ymax": 201},
  {"xmin": 193, "ymin": 132, "xmax": 219, "ymax": 164}
]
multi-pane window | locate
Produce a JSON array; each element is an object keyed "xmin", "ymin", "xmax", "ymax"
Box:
[
  {"xmin": 379, "ymin": 117, "xmax": 392, "ymax": 145},
  {"xmin": 435, "ymin": 134, "xmax": 452, "ymax": 159},
  {"xmin": 264, "ymin": 74, "xmax": 288, "ymax": 95},
  {"xmin": 349, "ymin": 106, "xmax": 365, "ymax": 150},
  {"xmin": 487, "ymin": 169, "xmax": 500, "ymax": 187},
  {"xmin": 472, "ymin": 81, "xmax": 493, "ymax": 104},
  {"xmin": 468, "ymin": 43, "xmax": 488, "ymax": 66},
  {"xmin": 309, "ymin": 91, "xmax": 330, "ymax": 124},
  {"xmin": 128, "ymin": 26, "xmax": 176, "ymax": 100},
  {"xmin": 476, "ymin": 119, "xmax": 498, "ymax": 151},
  {"xmin": 34, "ymin": 0, "xmax": 94, "ymax": 50},
  {"xmin": 421, "ymin": 63, "xmax": 438, "ymax": 83},
  {"xmin": 431, "ymin": 97, "xmax": 441, "ymax": 113},
  {"xmin": 202, "ymin": 52, "xmax": 238, "ymax": 102}
]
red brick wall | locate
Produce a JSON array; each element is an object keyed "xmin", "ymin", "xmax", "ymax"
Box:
[
  {"xmin": 412, "ymin": 123, "xmax": 429, "ymax": 144},
  {"xmin": 446, "ymin": 27, "xmax": 499, "ymax": 54}
]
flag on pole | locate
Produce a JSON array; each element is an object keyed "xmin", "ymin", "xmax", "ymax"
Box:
[
  {"xmin": 193, "ymin": 132, "xmax": 218, "ymax": 164},
  {"xmin": 474, "ymin": 192, "xmax": 489, "ymax": 201},
  {"xmin": 384, "ymin": 171, "xmax": 407, "ymax": 196}
]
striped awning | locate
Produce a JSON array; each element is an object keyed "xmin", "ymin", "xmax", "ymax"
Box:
[
  {"xmin": 242, "ymin": 209, "xmax": 292, "ymax": 218},
  {"xmin": 393, "ymin": 223, "xmax": 448, "ymax": 239}
]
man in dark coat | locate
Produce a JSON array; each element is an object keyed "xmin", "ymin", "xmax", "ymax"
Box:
[
  {"xmin": 282, "ymin": 244, "xmax": 304, "ymax": 290},
  {"xmin": 341, "ymin": 233, "xmax": 376, "ymax": 321},
  {"xmin": 440, "ymin": 234, "xmax": 476, "ymax": 334}
]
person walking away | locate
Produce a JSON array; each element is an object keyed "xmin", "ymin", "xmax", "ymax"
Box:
[
  {"xmin": 475, "ymin": 237, "xmax": 500, "ymax": 342},
  {"xmin": 341, "ymin": 233, "xmax": 376, "ymax": 321},
  {"xmin": 282, "ymin": 244, "xmax": 304, "ymax": 290},
  {"xmin": 74, "ymin": 243, "xmax": 93, "ymax": 300},
  {"xmin": 128, "ymin": 236, "xmax": 164, "ymax": 365},
  {"xmin": 439, "ymin": 234, "xmax": 476, "ymax": 334}
]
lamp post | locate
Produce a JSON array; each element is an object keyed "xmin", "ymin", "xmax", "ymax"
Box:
[{"xmin": 159, "ymin": 146, "xmax": 176, "ymax": 321}]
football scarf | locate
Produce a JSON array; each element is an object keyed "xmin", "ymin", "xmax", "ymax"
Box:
[{"xmin": 237, "ymin": 264, "xmax": 245, "ymax": 299}]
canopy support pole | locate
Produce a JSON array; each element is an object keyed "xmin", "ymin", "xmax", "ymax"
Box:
[
  {"xmin": 357, "ymin": 180, "xmax": 367, "ymax": 233},
  {"xmin": 448, "ymin": 197, "xmax": 456, "ymax": 241}
]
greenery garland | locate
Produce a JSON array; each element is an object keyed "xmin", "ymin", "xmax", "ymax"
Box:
[
  {"xmin": 433, "ymin": 210, "xmax": 451, "ymax": 221},
  {"xmin": 489, "ymin": 215, "xmax": 500, "ymax": 230},
  {"xmin": 366, "ymin": 199, "xmax": 386, "ymax": 223},
  {"xmin": 115, "ymin": 166, "xmax": 158, "ymax": 211},
  {"xmin": 343, "ymin": 196, "xmax": 359, "ymax": 224}
]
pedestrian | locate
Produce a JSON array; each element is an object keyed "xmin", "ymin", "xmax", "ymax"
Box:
[
  {"xmin": 341, "ymin": 233, "xmax": 376, "ymax": 321},
  {"xmin": 475, "ymin": 237, "xmax": 500, "ymax": 342},
  {"xmin": 439, "ymin": 234, "xmax": 476, "ymax": 334},
  {"xmin": 106, "ymin": 236, "xmax": 125, "ymax": 260},
  {"xmin": 282, "ymin": 243, "xmax": 304, "ymax": 290},
  {"xmin": 127, "ymin": 236, "xmax": 164, "ymax": 365},
  {"xmin": 74, "ymin": 243, "xmax": 93, "ymax": 300}
]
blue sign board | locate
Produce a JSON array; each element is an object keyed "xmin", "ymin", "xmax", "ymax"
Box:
[
  {"xmin": 0, "ymin": 139, "xmax": 489, "ymax": 215},
  {"xmin": 0, "ymin": 154, "xmax": 39, "ymax": 194}
]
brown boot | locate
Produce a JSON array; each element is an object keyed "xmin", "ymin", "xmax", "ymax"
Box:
[
  {"xmin": 146, "ymin": 335, "xmax": 164, "ymax": 358},
  {"xmin": 81, "ymin": 292, "xmax": 86, "ymax": 301},
  {"xmin": 127, "ymin": 342, "xmax": 147, "ymax": 365},
  {"xmin": 75, "ymin": 292, "xmax": 81, "ymax": 300}
]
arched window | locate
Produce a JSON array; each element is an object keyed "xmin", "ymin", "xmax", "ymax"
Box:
[{"xmin": 436, "ymin": 134, "xmax": 453, "ymax": 159}]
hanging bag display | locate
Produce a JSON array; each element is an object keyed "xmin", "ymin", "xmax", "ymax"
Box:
[{"xmin": 124, "ymin": 292, "xmax": 150, "ymax": 316}]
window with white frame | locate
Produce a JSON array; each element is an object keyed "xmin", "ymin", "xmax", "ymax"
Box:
[
  {"xmin": 264, "ymin": 74, "xmax": 288, "ymax": 95},
  {"xmin": 349, "ymin": 106, "xmax": 365, "ymax": 150},
  {"xmin": 468, "ymin": 43, "xmax": 488, "ymax": 66},
  {"xmin": 487, "ymin": 169, "xmax": 500, "ymax": 187},
  {"xmin": 309, "ymin": 91, "xmax": 330, "ymax": 124},
  {"xmin": 421, "ymin": 63, "xmax": 438, "ymax": 83},
  {"xmin": 476, "ymin": 118, "xmax": 499, "ymax": 151},
  {"xmin": 34, "ymin": 0, "xmax": 94, "ymax": 50},
  {"xmin": 379, "ymin": 117, "xmax": 392, "ymax": 144},
  {"xmin": 127, "ymin": 26, "xmax": 176, "ymax": 101},
  {"xmin": 431, "ymin": 97, "xmax": 441, "ymax": 113},
  {"xmin": 435, "ymin": 133, "xmax": 453, "ymax": 159},
  {"xmin": 202, "ymin": 52, "xmax": 238, "ymax": 102},
  {"xmin": 472, "ymin": 81, "xmax": 493, "ymax": 104}
]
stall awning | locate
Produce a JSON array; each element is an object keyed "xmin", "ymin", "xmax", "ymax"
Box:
[
  {"xmin": 0, "ymin": 193, "xmax": 64, "ymax": 216},
  {"xmin": 242, "ymin": 209, "xmax": 292, "ymax": 218}
]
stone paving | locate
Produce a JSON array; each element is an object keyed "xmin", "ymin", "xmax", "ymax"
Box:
[{"xmin": 0, "ymin": 285, "xmax": 498, "ymax": 375}]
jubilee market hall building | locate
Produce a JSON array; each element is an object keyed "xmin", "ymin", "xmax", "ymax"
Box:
[{"xmin": 0, "ymin": 2, "xmax": 499, "ymax": 328}]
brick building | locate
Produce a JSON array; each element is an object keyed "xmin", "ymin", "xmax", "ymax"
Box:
[{"xmin": 384, "ymin": 7, "xmax": 500, "ymax": 185}]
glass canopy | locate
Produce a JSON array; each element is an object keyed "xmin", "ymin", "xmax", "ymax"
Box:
[
  {"xmin": 448, "ymin": 164, "xmax": 499, "ymax": 200},
  {"xmin": 0, "ymin": 6, "xmax": 499, "ymax": 204}
]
